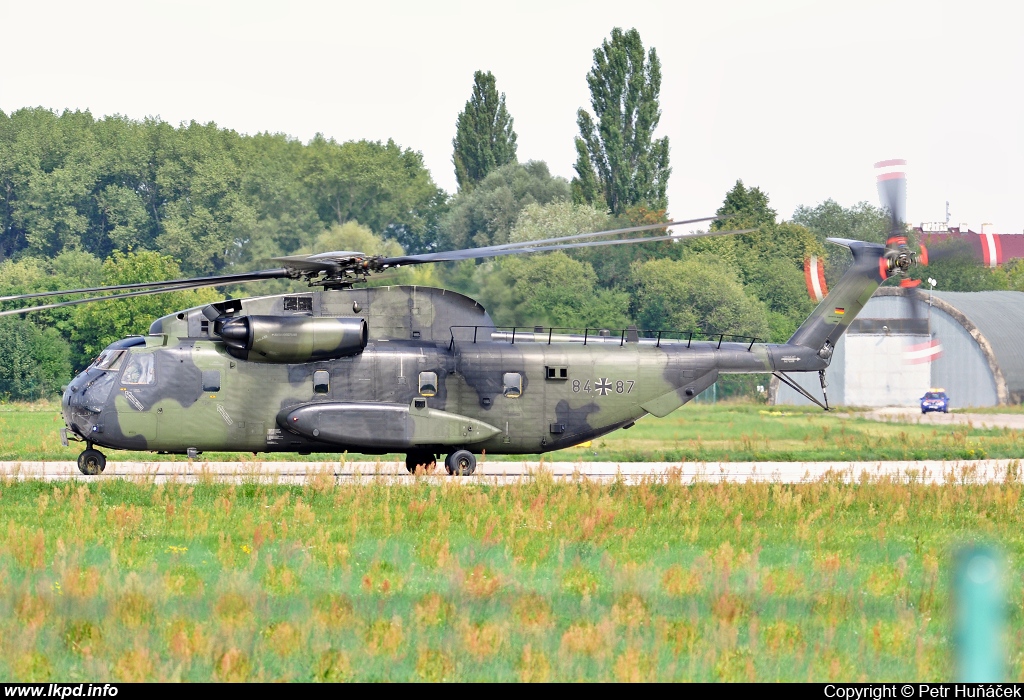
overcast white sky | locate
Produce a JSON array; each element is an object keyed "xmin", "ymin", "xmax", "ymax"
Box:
[{"xmin": 2, "ymin": 0, "xmax": 1021, "ymax": 234}]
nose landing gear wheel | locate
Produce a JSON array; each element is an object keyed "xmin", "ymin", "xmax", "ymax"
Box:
[
  {"xmin": 405, "ymin": 451, "xmax": 437, "ymax": 474},
  {"xmin": 77, "ymin": 448, "xmax": 106, "ymax": 475},
  {"xmin": 445, "ymin": 450, "xmax": 476, "ymax": 476}
]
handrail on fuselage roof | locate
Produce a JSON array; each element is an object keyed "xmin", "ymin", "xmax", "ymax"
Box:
[{"xmin": 448, "ymin": 325, "xmax": 760, "ymax": 351}]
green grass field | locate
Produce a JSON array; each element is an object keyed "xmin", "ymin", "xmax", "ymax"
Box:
[
  {"xmin": 0, "ymin": 475, "xmax": 1021, "ymax": 681},
  {"xmin": 2, "ymin": 400, "xmax": 1018, "ymax": 463}
]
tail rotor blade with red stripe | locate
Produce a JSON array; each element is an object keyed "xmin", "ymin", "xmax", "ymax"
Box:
[
  {"xmin": 803, "ymin": 255, "xmax": 828, "ymax": 302},
  {"xmin": 875, "ymin": 158, "xmax": 907, "ymax": 238},
  {"xmin": 899, "ymin": 277, "xmax": 925, "ymax": 326},
  {"xmin": 898, "ymin": 279, "xmax": 944, "ymax": 365},
  {"xmin": 904, "ymin": 338, "xmax": 943, "ymax": 364}
]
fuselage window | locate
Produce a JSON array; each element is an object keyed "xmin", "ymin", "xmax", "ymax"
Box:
[
  {"xmin": 313, "ymin": 370, "xmax": 330, "ymax": 394},
  {"xmin": 121, "ymin": 353, "xmax": 155, "ymax": 385},
  {"xmin": 546, "ymin": 365, "xmax": 568, "ymax": 380},
  {"xmin": 284, "ymin": 296, "xmax": 313, "ymax": 312},
  {"xmin": 503, "ymin": 372, "xmax": 523, "ymax": 398},
  {"xmin": 419, "ymin": 371, "xmax": 438, "ymax": 397},
  {"xmin": 202, "ymin": 370, "xmax": 221, "ymax": 393}
]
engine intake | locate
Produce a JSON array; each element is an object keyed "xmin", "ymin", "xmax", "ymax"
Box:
[{"xmin": 216, "ymin": 316, "xmax": 368, "ymax": 363}]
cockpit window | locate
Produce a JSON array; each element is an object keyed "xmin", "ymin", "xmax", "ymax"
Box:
[
  {"xmin": 94, "ymin": 350, "xmax": 126, "ymax": 371},
  {"xmin": 121, "ymin": 353, "xmax": 155, "ymax": 385}
]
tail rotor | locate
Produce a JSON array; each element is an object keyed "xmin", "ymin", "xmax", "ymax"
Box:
[
  {"xmin": 875, "ymin": 159, "xmax": 919, "ymax": 277},
  {"xmin": 873, "ymin": 159, "xmax": 944, "ymax": 365}
]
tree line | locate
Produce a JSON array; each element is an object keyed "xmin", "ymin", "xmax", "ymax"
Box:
[{"xmin": 1, "ymin": 27, "xmax": 1015, "ymax": 401}]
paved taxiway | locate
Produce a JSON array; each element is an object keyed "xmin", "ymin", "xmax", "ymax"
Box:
[
  {"xmin": 858, "ymin": 408, "xmax": 1024, "ymax": 430},
  {"xmin": 1, "ymin": 458, "xmax": 1019, "ymax": 484}
]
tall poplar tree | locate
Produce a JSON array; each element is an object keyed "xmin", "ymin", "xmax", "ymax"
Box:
[
  {"xmin": 452, "ymin": 71, "xmax": 518, "ymax": 191},
  {"xmin": 572, "ymin": 28, "xmax": 670, "ymax": 215}
]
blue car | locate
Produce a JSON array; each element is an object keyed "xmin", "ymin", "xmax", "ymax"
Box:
[{"xmin": 920, "ymin": 389, "xmax": 949, "ymax": 414}]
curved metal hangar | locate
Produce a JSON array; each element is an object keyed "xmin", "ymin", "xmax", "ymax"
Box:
[{"xmin": 772, "ymin": 288, "xmax": 1024, "ymax": 408}]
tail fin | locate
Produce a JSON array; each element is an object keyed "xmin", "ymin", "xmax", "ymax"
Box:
[{"xmin": 787, "ymin": 238, "xmax": 887, "ymax": 358}]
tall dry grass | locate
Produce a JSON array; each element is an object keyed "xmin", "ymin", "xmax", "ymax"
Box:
[{"xmin": 0, "ymin": 471, "xmax": 1021, "ymax": 681}]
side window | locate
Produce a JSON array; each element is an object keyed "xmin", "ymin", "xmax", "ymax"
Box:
[
  {"xmin": 313, "ymin": 370, "xmax": 330, "ymax": 394},
  {"xmin": 503, "ymin": 372, "xmax": 523, "ymax": 398},
  {"xmin": 418, "ymin": 371, "xmax": 437, "ymax": 397},
  {"xmin": 121, "ymin": 354, "xmax": 155, "ymax": 385},
  {"xmin": 202, "ymin": 370, "xmax": 221, "ymax": 392}
]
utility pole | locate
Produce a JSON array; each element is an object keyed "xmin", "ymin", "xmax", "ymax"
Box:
[{"xmin": 927, "ymin": 278, "xmax": 937, "ymax": 324}]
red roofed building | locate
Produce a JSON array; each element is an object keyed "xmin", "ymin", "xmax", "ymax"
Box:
[{"xmin": 914, "ymin": 225, "xmax": 1024, "ymax": 268}]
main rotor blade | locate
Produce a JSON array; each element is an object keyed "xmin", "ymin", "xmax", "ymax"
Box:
[
  {"xmin": 372, "ymin": 212, "xmax": 724, "ymax": 268},
  {"xmin": 270, "ymin": 216, "xmax": 730, "ymax": 272},
  {"xmin": 0, "ymin": 274, "xmax": 280, "ymax": 318},
  {"xmin": 476, "ymin": 214, "xmax": 725, "ymax": 253},
  {"xmin": 378, "ymin": 227, "xmax": 756, "ymax": 267},
  {"xmin": 516, "ymin": 227, "xmax": 758, "ymax": 255},
  {"xmin": 2, "ymin": 215, "xmax": 750, "ymax": 309},
  {"xmin": 0, "ymin": 268, "xmax": 289, "ymax": 303}
]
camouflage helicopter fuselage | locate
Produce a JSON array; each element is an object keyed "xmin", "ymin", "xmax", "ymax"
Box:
[{"xmin": 60, "ymin": 239, "xmax": 886, "ymax": 459}]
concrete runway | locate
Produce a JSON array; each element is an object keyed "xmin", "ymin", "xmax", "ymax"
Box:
[{"xmin": 1, "ymin": 458, "xmax": 1019, "ymax": 484}]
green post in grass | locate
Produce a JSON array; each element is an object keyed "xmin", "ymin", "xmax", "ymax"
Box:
[{"xmin": 954, "ymin": 545, "xmax": 1004, "ymax": 682}]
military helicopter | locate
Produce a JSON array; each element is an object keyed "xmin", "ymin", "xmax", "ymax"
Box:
[{"xmin": 1, "ymin": 202, "xmax": 914, "ymax": 476}]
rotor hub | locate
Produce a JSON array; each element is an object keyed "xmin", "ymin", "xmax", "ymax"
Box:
[{"xmin": 889, "ymin": 249, "xmax": 916, "ymax": 275}]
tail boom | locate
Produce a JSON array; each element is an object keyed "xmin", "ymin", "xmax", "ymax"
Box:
[{"xmin": 784, "ymin": 238, "xmax": 887, "ymax": 363}]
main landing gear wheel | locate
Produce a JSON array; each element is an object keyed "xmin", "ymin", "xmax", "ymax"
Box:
[
  {"xmin": 445, "ymin": 450, "xmax": 476, "ymax": 476},
  {"xmin": 77, "ymin": 448, "xmax": 106, "ymax": 475},
  {"xmin": 405, "ymin": 451, "xmax": 437, "ymax": 474}
]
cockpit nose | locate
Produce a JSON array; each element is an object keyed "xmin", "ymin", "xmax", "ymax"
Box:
[
  {"xmin": 62, "ymin": 337, "xmax": 144, "ymax": 441},
  {"xmin": 61, "ymin": 382, "xmax": 72, "ymax": 414},
  {"xmin": 62, "ymin": 370, "xmax": 106, "ymax": 439}
]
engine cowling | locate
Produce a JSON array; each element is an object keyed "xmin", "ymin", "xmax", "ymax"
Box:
[{"xmin": 216, "ymin": 316, "xmax": 368, "ymax": 363}]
